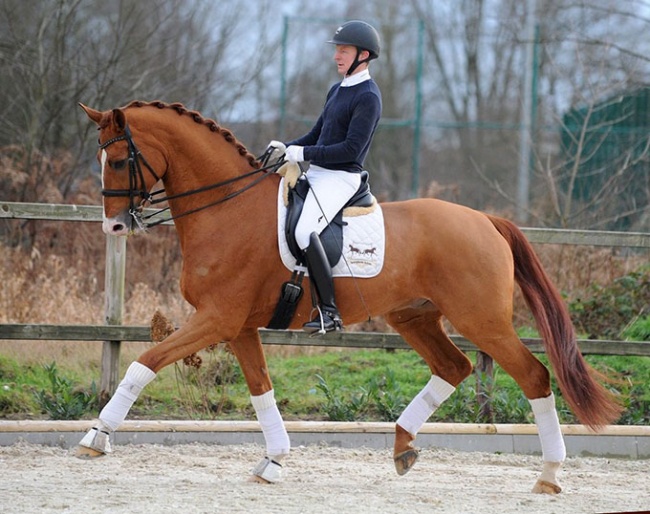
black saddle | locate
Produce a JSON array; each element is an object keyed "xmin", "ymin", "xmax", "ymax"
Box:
[{"xmin": 285, "ymin": 170, "xmax": 374, "ymax": 267}]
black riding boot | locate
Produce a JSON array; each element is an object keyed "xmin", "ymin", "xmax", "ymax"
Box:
[{"xmin": 302, "ymin": 232, "xmax": 342, "ymax": 334}]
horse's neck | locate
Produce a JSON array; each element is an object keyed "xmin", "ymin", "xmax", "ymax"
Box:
[
  {"xmin": 162, "ymin": 137, "xmax": 244, "ymax": 200},
  {"xmin": 160, "ymin": 141, "xmax": 276, "ymax": 254}
]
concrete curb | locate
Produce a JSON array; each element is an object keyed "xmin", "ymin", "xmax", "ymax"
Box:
[{"xmin": 1, "ymin": 421, "xmax": 648, "ymax": 459}]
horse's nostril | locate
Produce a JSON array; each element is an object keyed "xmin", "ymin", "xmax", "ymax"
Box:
[{"xmin": 113, "ymin": 223, "xmax": 125, "ymax": 233}]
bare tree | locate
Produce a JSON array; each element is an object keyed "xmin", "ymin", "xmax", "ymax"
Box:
[
  {"xmin": 408, "ymin": 0, "xmax": 650, "ymax": 228},
  {"xmin": 410, "ymin": 0, "xmax": 525, "ymax": 207},
  {"xmin": 0, "ymin": 0, "xmax": 280, "ymax": 247},
  {"xmin": 1, "ymin": 0, "xmax": 649, "ymax": 230},
  {"xmin": 530, "ymin": 0, "xmax": 650, "ymax": 229}
]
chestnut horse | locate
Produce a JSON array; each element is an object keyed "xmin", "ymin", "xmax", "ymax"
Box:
[{"xmin": 78, "ymin": 100, "xmax": 620, "ymax": 494}]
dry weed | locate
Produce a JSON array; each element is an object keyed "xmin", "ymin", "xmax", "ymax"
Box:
[{"xmin": 1, "ymin": 222, "xmax": 645, "ymax": 368}]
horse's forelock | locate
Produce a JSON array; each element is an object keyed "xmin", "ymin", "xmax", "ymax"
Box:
[{"xmin": 123, "ymin": 100, "xmax": 260, "ymax": 168}]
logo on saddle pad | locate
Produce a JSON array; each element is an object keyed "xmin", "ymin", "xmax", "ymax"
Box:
[{"xmin": 277, "ymin": 176, "xmax": 385, "ymax": 278}]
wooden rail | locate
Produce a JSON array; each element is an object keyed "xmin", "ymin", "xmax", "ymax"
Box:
[
  {"xmin": 1, "ymin": 325, "xmax": 649, "ymax": 357},
  {"xmin": 1, "ymin": 201, "xmax": 649, "ymax": 406},
  {"xmin": 2, "ymin": 201, "xmax": 650, "ymax": 247},
  {"xmin": 1, "ymin": 419, "xmax": 649, "ymax": 436}
]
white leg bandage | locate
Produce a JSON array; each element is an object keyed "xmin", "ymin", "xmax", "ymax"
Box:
[
  {"xmin": 99, "ymin": 362, "xmax": 156, "ymax": 431},
  {"xmin": 397, "ymin": 375, "xmax": 456, "ymax": 437},
  {"xmin": 251, "ymin": 389, "xmax": 290, "ymax": 460},
  {"xmin": 529, "ymin": 393, "xmax": 566, "ymax": 463}
]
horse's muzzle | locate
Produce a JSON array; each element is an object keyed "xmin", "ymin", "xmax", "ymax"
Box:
[{"xmin": 102, "ymin": 211, "xmax": 134, "ymax": 236}]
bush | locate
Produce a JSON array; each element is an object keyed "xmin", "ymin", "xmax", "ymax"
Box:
[
  {"xmin": 569, "ymin": 266, "xmax": 650, "ymax": 339},
  {"xmin": 34, "ymin": 362, "xmax": 98, "ymax": 420}
]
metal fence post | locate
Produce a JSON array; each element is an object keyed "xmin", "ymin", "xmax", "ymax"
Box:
[{"xmin": 100, "ymin": 234, "xmax": 127, "ymax": 407}]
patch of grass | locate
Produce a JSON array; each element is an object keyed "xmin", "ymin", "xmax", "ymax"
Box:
[
  {"xmin": 622, "ymin": 315, "xmax": 650, "ymax": 341},
  {"xmin": 0, "ymin": 348, "xmax": 647, "ymax": 426}
]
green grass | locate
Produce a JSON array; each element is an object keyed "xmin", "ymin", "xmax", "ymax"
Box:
[{"xmin": 1, "ymin": 347, "xmax": 648, "ymax": 425}]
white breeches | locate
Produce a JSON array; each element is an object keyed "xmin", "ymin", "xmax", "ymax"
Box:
[{"xmin": 294, "ymin": 165, "xmax": 362, "ymax": 250}]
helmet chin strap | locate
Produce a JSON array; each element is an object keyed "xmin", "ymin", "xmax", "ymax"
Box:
[{"xmin": 345, "ymin": 48, "xmax": 371, "ymax": 77}]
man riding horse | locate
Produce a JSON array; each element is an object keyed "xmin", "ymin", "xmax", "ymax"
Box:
[{"xmin": 267, "ymin": 20, "xmax": 382, "ymax": 334}]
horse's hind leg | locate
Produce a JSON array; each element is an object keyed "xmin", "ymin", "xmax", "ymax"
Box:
[
  {"xmin": 453, "ymin": 318, "xmax": 565, "ymax": 494},
  {"xmin": 385, "ymin": 304, "xmax": 473, "ymax": 476}
]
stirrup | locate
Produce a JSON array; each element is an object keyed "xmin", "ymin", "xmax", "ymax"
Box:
[{"xmin": 303, "ymin": 306, "xmax": 342, "ymax": 335}]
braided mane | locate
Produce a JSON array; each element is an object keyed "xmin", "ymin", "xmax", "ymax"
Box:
[{"xmin": 123, "ymin": 100, "xmax": 260, "ymax": 169}]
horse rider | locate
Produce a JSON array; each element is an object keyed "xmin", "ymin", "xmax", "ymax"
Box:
[{"xmin": 267, "ymin": 20, "xmax": 383, "ymax": 334}]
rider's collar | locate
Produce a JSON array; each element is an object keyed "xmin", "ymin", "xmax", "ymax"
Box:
[{"xmin": 341, "ymin": 69, "xmax": 371, "ymax": 87}]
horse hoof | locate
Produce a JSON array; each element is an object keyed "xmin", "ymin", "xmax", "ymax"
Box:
[
  {"xmin": 250, "ymin": 457, "xmax": 282, "ymax": 483},
  {"xmin": 394, "ymin": 448, "xmax": 419, "ymax": 476},
  {"xmin": 75, "ymin": 445, "xmax": 106, "ymax": 460},
  {"xmin": 248, "ymin": 474, "xmax": 272, "ymax": 484},
  {"xmin": 532, "ymin": 479, "xmax": 562, "ymax": 494}
]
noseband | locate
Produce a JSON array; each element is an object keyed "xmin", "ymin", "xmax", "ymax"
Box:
[{"xmin": 99, "ymin": 124, "xmax": 279, "ymax": 230}]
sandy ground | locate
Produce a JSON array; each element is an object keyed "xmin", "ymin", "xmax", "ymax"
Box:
[{"xmin": 0, "ymin": 442, "xmax": 648, "ymax": 514}]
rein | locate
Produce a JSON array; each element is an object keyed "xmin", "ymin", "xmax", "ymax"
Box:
[{"xmin": 99, "ymin": 125, "xmax": 280, "ymax": 230}]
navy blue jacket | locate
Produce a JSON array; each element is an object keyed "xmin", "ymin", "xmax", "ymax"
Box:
[{"xmin": 287, "ymin": 79, "xmax": 382, "ymax": 172}]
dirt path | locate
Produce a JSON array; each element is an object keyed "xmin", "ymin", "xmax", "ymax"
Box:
[{"xmin": 0, "ymin": 442, "xmax": 647, "ymax": 513}]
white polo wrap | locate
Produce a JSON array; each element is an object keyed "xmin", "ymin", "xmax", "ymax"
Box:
[
  {"xmin": 397, "ymin": 375, "xmax": 456, "ymax": 436},
  {"xmin": 99, "ymin": 361, "xmax": 156, "ymax": 431},
  {"xmin": 529, "ymin": 393, "xmax": 566, "ymax": 462},
  {"xmin": 251, "ymin": 389, "xmax": 290, "ymax": 460}
]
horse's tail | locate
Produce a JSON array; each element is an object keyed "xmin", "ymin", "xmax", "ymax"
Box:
[{"xmin": 487, "ymin": 214, "xmax": 622, "ymax": 429}]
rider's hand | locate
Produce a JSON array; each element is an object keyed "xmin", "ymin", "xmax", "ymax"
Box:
[
  {"xmin": 285, "ymin": 145, "xmax": 304, "ymax": 164},
  {"xmin": 265, "ymin": 140, "xmax": 286, "ymax": 167}
]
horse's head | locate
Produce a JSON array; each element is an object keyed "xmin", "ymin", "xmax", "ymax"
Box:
[{"xmin": 80, "ymin": 103, "xmax": 166, "ymax": 235}]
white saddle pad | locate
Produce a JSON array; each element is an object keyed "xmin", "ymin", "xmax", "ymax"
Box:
[{"xmin": 277, "ymin": 177, "xmax": 385, "ymax": 278}]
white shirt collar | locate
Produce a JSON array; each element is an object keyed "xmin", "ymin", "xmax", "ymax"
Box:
[{"xmin": 341, "ymin": 69, "xmax": 371, "ymax": 87}]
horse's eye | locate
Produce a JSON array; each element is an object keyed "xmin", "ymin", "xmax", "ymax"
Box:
[{"xmin": 112, "ymin": 159, "xmax": 127, "ymax": 170}]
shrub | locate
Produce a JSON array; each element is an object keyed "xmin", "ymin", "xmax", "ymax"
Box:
[
  {"xmin": 34, "ymin": 362, "xmax": 98, "ymax": 420},
  {"xmin": 569, "ymin": 266, "xmax": 650, "ymax": 339}
]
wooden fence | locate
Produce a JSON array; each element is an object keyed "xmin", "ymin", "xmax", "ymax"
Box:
[{"xmin": 1, "ymin": 201, "xmax": 649, "ymax": 408}]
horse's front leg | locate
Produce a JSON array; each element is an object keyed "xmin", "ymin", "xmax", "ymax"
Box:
[
  {"xmin": 228, "ymin": 328, "xmax": 290, "ymax": 484},
  {"xmin": 77, "ymin": 310, "xmax": 224, "ymax": 458}
]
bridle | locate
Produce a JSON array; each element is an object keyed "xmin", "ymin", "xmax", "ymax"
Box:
[{"xmin": 99, "ymin": 124, "xmax": 281, "ymax": 230}]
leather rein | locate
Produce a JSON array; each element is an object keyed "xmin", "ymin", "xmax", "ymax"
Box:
[{"xmin": 99, "ymin": 125, "xmax": 280, "ymax": 230}]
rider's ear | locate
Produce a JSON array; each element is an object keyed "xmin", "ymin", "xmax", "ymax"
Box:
[{"xmin": 112, "ymin": 108, "xmax": 127, "ymax": 131}]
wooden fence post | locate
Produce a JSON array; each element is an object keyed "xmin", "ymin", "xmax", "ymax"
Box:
[
  {"xmin": 100, "ymin": 234, "xmax": 127, "ymax": 407},
  {"xmin": 475, "ymin": 351, "xmax": 494, "ymax": 422}
]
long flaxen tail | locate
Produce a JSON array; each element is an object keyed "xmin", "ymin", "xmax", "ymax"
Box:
[{"xmin": 487, "ymin": 215, "xmax": 622, "ymax": 430}]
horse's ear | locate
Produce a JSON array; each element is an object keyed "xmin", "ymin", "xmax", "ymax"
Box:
[
  {"xmin": 112, "ymin": 108, "xmax": 127, "ymax": 131},
  {"xmin": 79, "ymin": 103, "xmax": 104, "ymax": 125}
]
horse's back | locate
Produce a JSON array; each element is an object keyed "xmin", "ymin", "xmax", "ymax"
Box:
[{"xmin": 380, "ymin": 197, "xmax": 509, "ymax": 255}]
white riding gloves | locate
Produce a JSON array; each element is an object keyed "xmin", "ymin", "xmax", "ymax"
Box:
[
  {"xmin": 265, "ymin": 140, "xmax": 286, "ymax": 167},
  {"xmin": 285, "ymin": 145, "xmax": 304, "ymax": 163}
]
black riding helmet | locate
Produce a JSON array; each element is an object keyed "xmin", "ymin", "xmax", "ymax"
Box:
[{"xmin": 327, "ymin": 20, "xmax": 380, "ymax": 76}]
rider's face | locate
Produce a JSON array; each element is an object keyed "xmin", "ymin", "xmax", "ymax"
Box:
[{"xmin": 333, "ymin": 44, "xmax": 369, "ymax": 76}]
